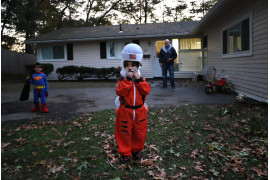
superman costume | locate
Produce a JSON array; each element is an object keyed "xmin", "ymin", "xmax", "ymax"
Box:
[{"xmin": 28, "ymin": 72, "xmax": 49, "ymax": 113}]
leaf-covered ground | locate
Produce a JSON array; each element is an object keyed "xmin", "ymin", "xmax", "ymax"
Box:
[{"xmin": 1, "ymin": 103, "xmax": 268, "ymax": 179}]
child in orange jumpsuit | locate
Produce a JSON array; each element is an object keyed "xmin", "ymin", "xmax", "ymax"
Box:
[{"xmin": 115, "ymin": 43, "xmax": 151, "ymax": 165}]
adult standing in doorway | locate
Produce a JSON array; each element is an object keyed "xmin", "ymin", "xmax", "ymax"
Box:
[{"xmin": 159, "ymin": 39, "xmax": 177, "ymax": 89}]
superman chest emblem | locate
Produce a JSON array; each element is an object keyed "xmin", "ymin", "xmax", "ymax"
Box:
[{"xmin": 34, "ymin": 76, "xmax": 43, "ymax": 80}]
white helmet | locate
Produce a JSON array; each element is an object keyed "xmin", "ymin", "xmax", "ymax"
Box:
[{"xmin": 120, "ymin": 43, "xmax": 143, "ymax": 78}]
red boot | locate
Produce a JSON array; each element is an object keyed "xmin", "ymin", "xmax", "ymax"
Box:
[
  {"xmin": 41, "ymin": 103, "xmax": 49, "ymax": 113},
  {"xmin": 31, "ymin": 103, "xmax": 40, "ymax": 112}
]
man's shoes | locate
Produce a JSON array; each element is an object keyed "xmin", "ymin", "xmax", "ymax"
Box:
[
  {"xmin": 132, "ymin": 152, "xmax": 143, "ymax": 161},
  {"xmin": 121, "ymin": 156, "xmax": 130, "ymax": 165},
  {"xmin": 172, "ymin": 86, "xmax": 175, "ymax": 89}
]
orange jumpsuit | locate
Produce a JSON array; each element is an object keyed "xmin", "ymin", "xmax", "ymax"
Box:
[{"xmin": 115, "ymin": 77, "xmax": 151, "ymax": 156}]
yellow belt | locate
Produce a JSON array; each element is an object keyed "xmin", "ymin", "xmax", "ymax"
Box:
[{"xmin": 34, "ymin": 85, "xmax": 45, "ymax": 89}]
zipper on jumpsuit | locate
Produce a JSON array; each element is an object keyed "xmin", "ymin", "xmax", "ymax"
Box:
[{"xmin": 133, "ymin": 81, "xmax": 136, "ymax": 120}]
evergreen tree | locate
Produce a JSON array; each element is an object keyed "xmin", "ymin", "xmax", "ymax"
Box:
[{"xmin": 190, "ymin": 0, "xmax": 218, "ymax": 19}]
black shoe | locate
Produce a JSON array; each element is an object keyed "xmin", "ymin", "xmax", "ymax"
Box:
[
  {"xmin": 160, "ymin": 86, "xmax": 167, "ymax": 89},
  {"xmin": 132, "ymin": 152, "xmax": 143, "ymax": 161},
  {"xmin": 121, "ymin": 156, "xmax": 130, "ymax": 165},
  {"xmin": 172, "ymin": 86, "xmax": 175, "ymax": 89}
]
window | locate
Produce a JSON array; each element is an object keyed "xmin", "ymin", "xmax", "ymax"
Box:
[
  {"xmin": 179, "ymin": 38, "xmax": 202, "ymax": 72},
  {"xmin": 41, "ymin": 45, "xmax": 65, "ymax": 60},
  {"xmin": 222, "ymin": 16, "xmax": 251, "ymax": 57},
  {"xmin": 103, "ymin": 41, "xmax": 132, "ymax": 59},
  {"xmin": 180, "ymin": 38, "xmax": 201, "ymax": 50},
  {"xmin": 107, "ymin": 42, "xmax": 116, "ymax": 59}
]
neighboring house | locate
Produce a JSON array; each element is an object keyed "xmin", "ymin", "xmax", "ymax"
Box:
[
  {"xmin": 25, "ymin": 21, "xmax": 201, "ymax": 80},
  {"xmin": 192, "ymin": 0, "xmax": 268, "ymax": 102},
  {"xmin": 25, "ymin": 0, "xmax": 268, "ymax": 102}
]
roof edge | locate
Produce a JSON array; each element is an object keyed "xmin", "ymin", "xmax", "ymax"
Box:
[{"xmin": 24, "ymin": 32, "xmax": 192, "ymax": 44}]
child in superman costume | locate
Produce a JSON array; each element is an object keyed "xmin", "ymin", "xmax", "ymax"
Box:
[
  {"xmin": 27, "ymin": 62, "xmax": 49, "ymax": 113},
  {"xmin": 115, "ymin": 43, "xmax": 151, "ymax": 165}
]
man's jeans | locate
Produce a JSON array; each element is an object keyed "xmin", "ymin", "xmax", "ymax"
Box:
[{"xmin": 162, "ymin": 64, "xmax": 175, "ymax": 87}]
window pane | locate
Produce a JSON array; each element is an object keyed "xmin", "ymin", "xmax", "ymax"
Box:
[
  {"xmin": 42, "ymin": 46, "xmax": 53, "ymax": 59},
  {"xmin": 180, "ymin": 50, "xmax": 202, "ymax": 71},
  {"xmin": 155, "ymin": 40, "xmax": 164, "ymax": 58},
  {"xmin": 180, "ymin": 38, "xmax": 201, "ymax": 50},
  {"xmin": 53, "ymin": 46, "xmax": 64, "ymax": 59},
  {"xmin": 228, "ymin": 23, "xmax": 241, "ymax": 53},
  {"xmin": 241, "ymin": 18, "xmax": 250, "ymax": 51},
  {"xmin": 109, "ymin": 43, "xmax": 115, "ymax": 57}
]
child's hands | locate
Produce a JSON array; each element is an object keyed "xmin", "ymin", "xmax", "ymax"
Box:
[
  {"xmin": 126, "ymin": 71, "xmax": 133, "ymax": 79},
  {"xmin": 26, "ymin": 76, "xmax": 30, "ymax": 80},
  {"xmin": 133, "ymin": 70, "xmax": 140, "ymax": 79}
]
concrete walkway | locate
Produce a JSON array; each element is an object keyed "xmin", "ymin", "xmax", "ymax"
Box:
[{"xmin": 1, "ymin": 80, "xmax": 236, "ymax": 123}]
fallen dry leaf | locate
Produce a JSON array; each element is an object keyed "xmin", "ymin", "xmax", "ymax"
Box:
[
  {"xmin": 1, "ymin": 142, "xmax": 11, "ymax": 152},
  {"xmin": 47, "ymin": 164, "xmax": 64, "ymax": 175},
  {"xmin": 170, "ymin": 172, "xmax": 183, "ymax": 179}
]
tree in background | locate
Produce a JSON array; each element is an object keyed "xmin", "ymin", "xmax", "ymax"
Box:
[
  {"xmin": 163, "ymin": 0, "xmax": 189, "ymax": 22},
  {"xmin": 117, "ymin": 0, "xmax": 162, "ymax": 24},
  {"xmin": 1, "ymin": 0, "xmax": 217, "ymax": 53},
  {"xmin": 190, "ymin": 0, "xmax": 218, "ymax": 19},
  {"xmin": 1, "ymin": 0, "xmax": 84, "ymax": 53}
]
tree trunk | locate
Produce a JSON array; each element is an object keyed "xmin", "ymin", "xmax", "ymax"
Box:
[
  {"xmin": 57, "ymin": 3, "xmax": 69, "ymax": 29},
  {"xmin": 85, "ymin": 0, "xmax": 94, "ymax": 25},
  {"xmin": 144, "ymin": 0, "xmax": 147, "ymax": 24},
  {"xmin": 25, "ymin": 0, "xmax": 37, "ymax": 54},
  {"xmin": 96, "ymin": 0, "xmax": 121, "ymax": 25}
]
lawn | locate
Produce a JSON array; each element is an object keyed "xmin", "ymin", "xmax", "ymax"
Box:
[{"xmin": 1, "ymin": 103, "xmax": 267, "ymax": 179}]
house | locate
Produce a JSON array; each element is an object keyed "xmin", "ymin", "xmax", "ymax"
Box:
[
  {"xmin": 25, "ymin": 0, "xmax": 268, "ymax": 102},
  {"xmin": 25, "ymin": 21, "xmax": 201, "ymax": 80},
  {"xmin": 191, "ymin": 0, "xmax": 268, "ymax": 102}
]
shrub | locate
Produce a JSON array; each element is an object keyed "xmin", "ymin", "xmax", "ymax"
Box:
[
  {"xmin": 74, "ymin": 66, "xmax": 95, "ymax": 81},
  {"xmin": 56, "ymin": 66, "xmax": 76, "ymax": 80},
  {"xmin": 25, "ymin": 63, "xmax": 54, "ymax": 76},
  {"xmin": 56, "ymin": 66, "xmax": 120, "ymax": 81},
  {"xmin": 95, "ymin": 67, "xmax": 116, "ymax": 79}
]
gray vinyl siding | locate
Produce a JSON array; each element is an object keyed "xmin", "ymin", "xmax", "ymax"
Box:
[{"xmin": 204, "ymin": 0, "xmax": 268, "ymax": 102}]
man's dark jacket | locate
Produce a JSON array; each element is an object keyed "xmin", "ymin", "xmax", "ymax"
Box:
[{"xmin": 159, "ymin": 45, "xmax": 177, "ymax": 65}]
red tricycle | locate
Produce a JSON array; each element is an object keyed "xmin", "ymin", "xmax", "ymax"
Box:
[{"xmin": 205, "ymin": 68, "xmax": 232, "ymax": 95}]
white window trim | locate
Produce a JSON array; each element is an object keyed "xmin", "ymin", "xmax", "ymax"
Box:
[
  {"xmin": 221, "ymin": 11, "xmax": 253, "ymax": 59},
  {"xmin": 38, "ymin": 44, "xmax": 67, "ymax": 61}
]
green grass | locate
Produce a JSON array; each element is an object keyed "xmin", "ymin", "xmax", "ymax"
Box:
[{"xmin": 1, "ymin": 103, "xmax": 268, "ymax": 179}]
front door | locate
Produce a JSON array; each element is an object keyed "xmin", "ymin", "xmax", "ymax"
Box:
[{"xmin": 153, "ymin": 40, "xmax": 164, "ymax": 77}]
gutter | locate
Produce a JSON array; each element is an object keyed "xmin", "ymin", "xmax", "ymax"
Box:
[{"xmin": 24, "ymin": 32, "xmax": 190, "ymax": 44}]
